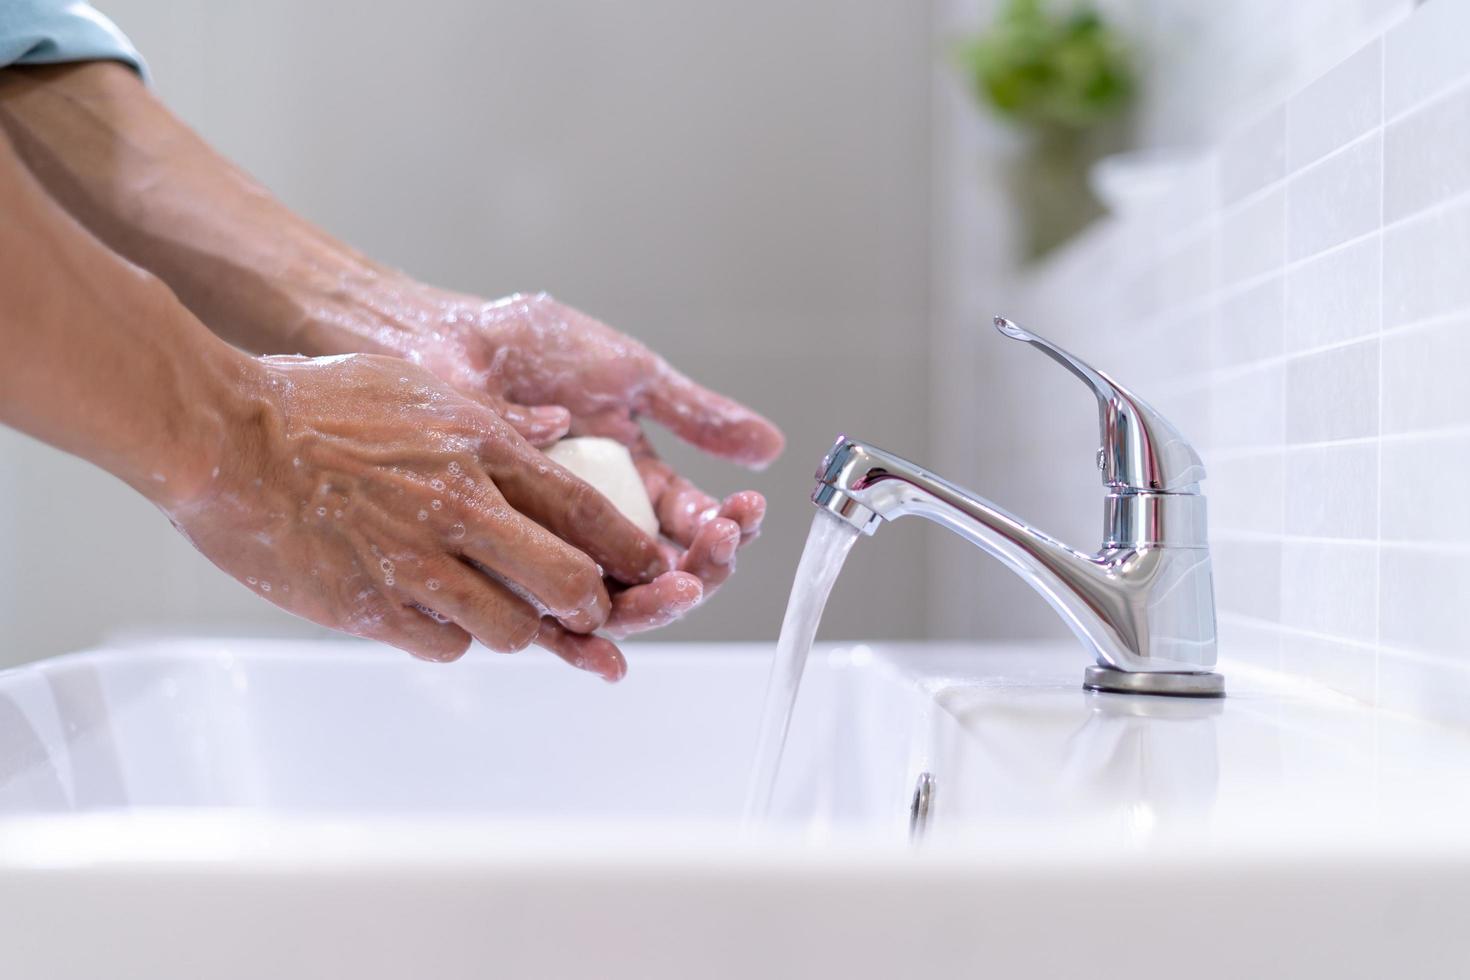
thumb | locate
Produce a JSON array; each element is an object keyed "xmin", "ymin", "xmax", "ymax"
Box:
[{"xmin": 472, "ymin": 392, "xmax": 571, "ymax": 447}]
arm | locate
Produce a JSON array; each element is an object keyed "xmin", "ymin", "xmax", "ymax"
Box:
[
  {"xmin": 0, "ymin": 115, "xmax": 236, "ymax": 507},
  {"xmin": 0, "ymin": 60, "xmax": 785, "ymax": 629},
  {"xmin": 0, "ymin": 61, "xmax": 398, "ymax": 361},
  {"xmin": 0, "ymin": 125, "xmax": 684, "ymax": 679}
]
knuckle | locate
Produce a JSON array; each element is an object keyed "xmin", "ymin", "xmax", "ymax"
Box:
[
  {"xmin": 558, "ymin": 560, "xmax": 605, "ymax": 614},
  {"xmin": 492, "ymin": 608, "xmax": 540, "ymax": 654},
  {"xmin": 432, "ymin": 633, "xmax": 472, "ymax": 663},
  {"xmin": 565, "ymin": 479, "xmax": 608, "ymax": 529}
]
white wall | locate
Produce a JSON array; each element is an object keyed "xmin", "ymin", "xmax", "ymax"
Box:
[
  {"xmin": 938, "ymin": 0, "xmax": 1470, "ymax": 728},
  {"xmin": 0, "ymin": 1, "xmax": 935, "ymax": 664},
  {"xmin": 927, "ymin": 0, "xmax": 1418, "ymax": 645}
]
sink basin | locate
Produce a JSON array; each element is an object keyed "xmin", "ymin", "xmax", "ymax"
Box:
[
  {"xmin": 1, "ymin": 638, "xmax": 1468, "ymax": 978},
  {"xmin": 0, "ymin": 639, "xmax": 920, "ymax": 833}
]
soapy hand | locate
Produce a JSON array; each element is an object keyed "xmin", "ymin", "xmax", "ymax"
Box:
[
  {"xmin": 388, "ymin": 291, "xmax": 785, "ymax": 633},
  {"xmin": 165, "ymin": 353, "xmax": 691, "ymax": 679},
  {"xmin": 0, "ymin": 62, "xmax": 782, "ymax": 658}
]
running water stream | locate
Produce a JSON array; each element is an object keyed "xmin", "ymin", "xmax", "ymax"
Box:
[{"xmin": 742, "ymin": 510, "xmax": 862, "ymax": 824}]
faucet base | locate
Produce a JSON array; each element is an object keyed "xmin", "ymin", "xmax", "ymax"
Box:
[{"xmin": 1083, "ymin": 665, "xmax": 1226, "ymax": 699}]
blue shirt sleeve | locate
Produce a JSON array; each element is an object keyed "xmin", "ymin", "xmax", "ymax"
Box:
[{"xmin": 0, "ymin": 1, "xmax": 146, "ymax": 79}]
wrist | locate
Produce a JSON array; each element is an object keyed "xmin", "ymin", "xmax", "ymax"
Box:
[
  {"xmin": 120, "ymin": 304, "xmax": 258, "ymax": 510},
  {"xmin": 298, "ymin": 276, "xmax": 499, "ymax": 383},
  {"xmin": 290, "ymin": 268, "xmax": 438, "ymax": 357}
]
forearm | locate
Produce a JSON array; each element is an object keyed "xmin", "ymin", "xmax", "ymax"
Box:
[
  {"xmin": 0, "ymin": 61, "xmax": 425, "ymax": 358},
  {"xmin": 0, "ymin": 124, "xmax": 247, "ymax": 506}
]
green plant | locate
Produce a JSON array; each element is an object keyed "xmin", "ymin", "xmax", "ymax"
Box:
[{"xmin": 958, "ymin": 0, "xmax": 1134, "ymax": 131}]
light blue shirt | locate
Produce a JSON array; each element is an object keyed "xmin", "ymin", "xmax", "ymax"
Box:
[{"xmin": 0, "ymin": 1, "xmax": 145, "ymax": 78}]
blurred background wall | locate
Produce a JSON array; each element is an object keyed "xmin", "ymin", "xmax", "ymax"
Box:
[
  {"xmin": 0, "ymin": 0, "xmax": 1427, "ymax": 669},
  {"xmin": 926, "ymin": 0, "xmax": 1415, "ymax": 646},
  {"xmin": 0, "ymin": 0, "xmax": 937, "ymax": 665}
]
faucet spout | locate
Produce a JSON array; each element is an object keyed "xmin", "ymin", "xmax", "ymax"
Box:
[{"xmin": 814, "ymin": 437, "xmax": 1219, "ymax": 683}]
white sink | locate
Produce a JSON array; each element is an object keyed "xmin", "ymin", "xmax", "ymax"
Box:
[{"xmin": 1, "ymin": 638, "xmax": 1469, "ymax": 978}]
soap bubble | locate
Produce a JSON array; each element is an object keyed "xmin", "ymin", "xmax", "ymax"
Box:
[
  {"xmin": 426, "ymin": 578, "xmax": 441, "ymax": 591},
  {"xmin": 417, "ymin": 509, "xmax": 429, "ymax": 521}
]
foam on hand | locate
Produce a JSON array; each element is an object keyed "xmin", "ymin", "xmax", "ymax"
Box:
[{"xmin": 544, "ymin": 437, "xmax": 660, "ymax": 538}]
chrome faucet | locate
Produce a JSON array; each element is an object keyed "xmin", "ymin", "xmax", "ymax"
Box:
[{"xmin": 813, "ymin": 317, "xmax": 1222, "ymax": 697}]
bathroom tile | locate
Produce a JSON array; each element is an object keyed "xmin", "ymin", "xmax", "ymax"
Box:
[
  {"xmin": 1213, "ymin": 539, "xmax": 1283, "ymax": 622},
  {"xmin": 1209, "ymin": 451, "xmax": 1283, "ymax": 535},
  {"xmin": 1384, "ymin": 0, "xmax": 1470, "ymax": 116},
  {"xmin": 1219, "ymin": 106, "xmax": 1285, "ymax": 206},
  {"xmin": 1284, "ymin": 443, "xmax": 1378, "ymax": 539},
  {"xmin": 1219, "ymin": 186, "xmax": 1285, "ymax": 287},
  {"xmin": 1153, "ymin": 153, "xmax": 1220, "ymax": 242},
  {"xmin": 1152, "ymin": 380, "xmax": 1212, "ymax": 453},
  {"xmin": 1284, "ymin": 234, "xmax": 1381, "ymax": 352},
  {"xmin": 1211, "ymin": 363, "xmax": 1284, "ymax": 450},
  {"xmin": 1155, "ymin": 307, "xmax": 1215, "ymax": 381},
  {"xmin": 1378, "ymin": 648, "xmax": 1470, "ymax": 730},
  {"xmin": 1284, "ymin": 633, "xmax": 1378, "ymax": 705},
  {"xmin": 1385, "ymin": 82, "xmax": 1470, "ymax": 222},
  {"xmin": 1380, "ymin": 544, "xmax": 1470, "ymax": 658},
  {"xmin": 1282, "ymin": 540, "xmax": 1378, "ymax": 642},
  {"xmin": 1286, "ymin": 133, "xmax": 1382, "ymax": 261},
  {"xmin": 1218, "ymin": 615, "xmax": 1282, "ymax": 673},
  {"xmin": 1380, "ymin": 434, "xmax": 1470, "ymax": 547},
  {"xmin": 1153, "ymin": 230, "xmax": 1214, "ymax": 314},
  {"xmin": 1285, "ymin": 339, "xmax": 1379, "ymax": 443},
  {"xmin": 1287, "ymin": 41, "xmax": 1383, "ymax": 170},
  {"xmin": 1383, "ymin": 199, "xmax": 1470, "ymax": 326},
  {"xmin": 1212, "ymin": 275, "xmax": 1283, "ymax": 368},
  {"xmin": 1381, "ymin": 317, "xmax": 1470, "ymax": 432}
]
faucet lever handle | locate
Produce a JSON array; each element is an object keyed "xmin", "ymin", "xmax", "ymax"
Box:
[{"xmin": 993, "ymin": 316, "xmax": 1206, "ymax": 492}]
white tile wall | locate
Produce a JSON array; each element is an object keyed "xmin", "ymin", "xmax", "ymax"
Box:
[{"xmin": 996, "ymin": 0, "xmax": 1470, "ymax": 728}]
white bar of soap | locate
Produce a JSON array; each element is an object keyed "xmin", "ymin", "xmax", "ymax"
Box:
[{"xmin": 544, "ymin": 437, "xmax": 660, "ymax": 538}]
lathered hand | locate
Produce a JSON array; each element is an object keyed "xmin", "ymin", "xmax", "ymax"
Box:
[
  {"xmin": 0, "ymin": 65, "xmax": 786, "ymax": 639},
  {"xmin": 167, "ymin": 354, "xmax": 687, "ymax": 679},
  {"xmin": 390, "ymin": 291, "xmax": 786, "ymax": 627}
]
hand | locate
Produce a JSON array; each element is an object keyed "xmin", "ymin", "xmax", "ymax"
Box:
[
  {"xmin": 164, "ymin": 352, "xmax": 695, "ymax": 680},
  {"xmin": 0, "ymin": 65, "xmax": 782, "ymax": 636},
  {"xmin": 388, "ymin": 291, "xmax": 785, "ymax": 631}
]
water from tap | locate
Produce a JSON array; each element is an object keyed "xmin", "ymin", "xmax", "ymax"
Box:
[{"xmin": 743, "ymin": 510, "xmax": 861, "ymax": 825}]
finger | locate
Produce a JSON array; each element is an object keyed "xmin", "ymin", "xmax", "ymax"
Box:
[
  {"xmin": 467, "ymin": 391, "xmax": 571, "ymax": 447},
  {"xmin": 603, "ymin": 571, "xmax": 704, "ymax": 639},
  {"xmin": 567, "ymin": 406, "xmax": 643, "ymax": 445},
  {"xmin": 456, "ymin": 497, "xmax": 610, "ymax": 632},
  {"xmin": 401, "ymin": 558, "xmax": 541, "ymax": 654},
  {"xmin": 639, "ymin": 365, "xmax": 785, "ymax": 469},
  {"xmin": 632, "ymin": 440, "xmax": 765, "ymax": 546},
  {"xmin": 719, "ymin": 490, "xmax": 766, "ymax": 539},
  {"xmin": 376, "ymin": 605, "xmax": 473, "ymax": 663},
  {"xmin": 630, "ymin": 441, "xmax": 718, "ymax": 547},
  {"xmin": 678, "ymin": 517, "xmax": 740, "ymax": 595},
  {"xmin": 499, "ymin": 403, "xmax": 571, "ymax": 447},
  {"xmin": 486, "ymin": 449, "xmax": 667, "ymax": 586},
  {"xmin": 654, "ymin": 474, "xmax": 720, "ymax": 547},
  {"xmin": 535, "ymin": 620, "xmax": 627, "ymax": 683}
]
